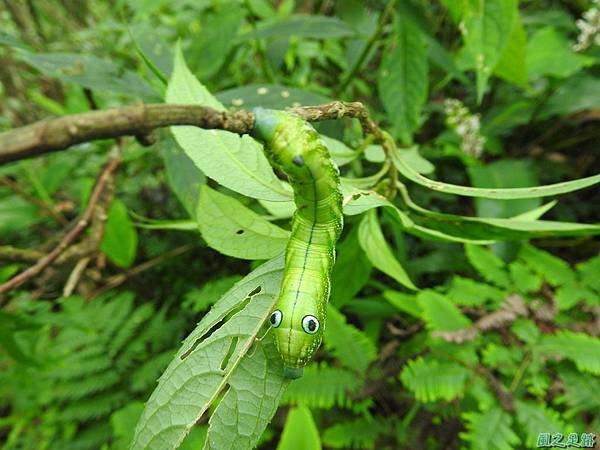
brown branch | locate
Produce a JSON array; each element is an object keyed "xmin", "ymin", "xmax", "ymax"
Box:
[
  {"xmin": 90, "ymin": 243, "xmax": 195, "ymax": 298},
  {"xmin": 0, "ymin": 155, "xmax": 121, "ymax": 300},
  {"xmin": 0, "ymin": 104, "xmax": 255, "ymax": 164},
  {"xmin": 0, "ymin": 101, "xmax": 374, "ymax": 165}
]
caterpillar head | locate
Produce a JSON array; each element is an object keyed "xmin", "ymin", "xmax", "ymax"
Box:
[{"xmin": 269, "ymin": 306, "xmax": 325, "ymax": 379}]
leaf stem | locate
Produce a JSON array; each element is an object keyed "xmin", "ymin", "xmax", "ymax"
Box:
[{"xmin": 336, "ymin": 0, "xmax": 397, "ymax": 96}]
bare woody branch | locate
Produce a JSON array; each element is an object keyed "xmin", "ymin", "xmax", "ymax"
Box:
[
  {"xmin": 0, "ymin": 101, "xmax": 369, "ymax": 165},
  {"xmin": 0, "ymin": 153, "xmax": 121, "ymax": 300}
]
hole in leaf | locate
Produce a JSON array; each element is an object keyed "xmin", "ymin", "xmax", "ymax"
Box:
[
  {"xmin": 220, "ymin": 336, "xmax": 239, "ymax": 370},
  {"xmin": 352, "ymin": 193, "xmax": 363, "ymax": 200},
  {"xmin": 248, "ymin": 285, "xmax": 262, "ymax": 297},
  {"xmin": 236, "ymin": 229, "xmax": 244, "ymax": 235},
  {"xmin": 180, "ymin": 296, "xmax": 253, "ymax": 360}
]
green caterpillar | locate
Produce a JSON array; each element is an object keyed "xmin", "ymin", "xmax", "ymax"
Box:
[{"xmin": 252, "ymin": 108, "xmax": 343, "ymax": 379}]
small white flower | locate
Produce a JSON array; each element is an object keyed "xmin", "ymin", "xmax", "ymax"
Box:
[
  {"xmin": 231, "ymin": 98, "xmax": 244, "ymax": 106},
  {"xmin": 573, "ymin": 0, "xmax": 600, "ymax": 52},
  {"xmin": 443, "ymin": 98, "xmax": 485, "ymax": 158},
  {"xmin": 257, "ymin": 87, "xmax": 268, "ymax": 95}
]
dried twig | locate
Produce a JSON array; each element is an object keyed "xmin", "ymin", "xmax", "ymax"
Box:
[
  {"xmin": 90, "ymin": 243, "xmax": 195, "ymax": 298},
  {"xmin": 0, "ymin": 101, "xmax": 385, "ymax": 165},
  {"xmin": 0, "ymin": 155, "xmax": 121, "ymax": 300},
  {"xmin": 432, "ymin": 294, "xmax": 529, "ymax": 343}
]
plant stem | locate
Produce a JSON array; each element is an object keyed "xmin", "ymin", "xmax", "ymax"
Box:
[{"xmin": 336, "ymin": 0, "xmax": 397, "ymax": 96}]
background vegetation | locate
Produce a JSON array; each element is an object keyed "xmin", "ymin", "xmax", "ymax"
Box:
[{"xmin": 0, "ymin": 1, "xmax": 599, "ymax": 449}]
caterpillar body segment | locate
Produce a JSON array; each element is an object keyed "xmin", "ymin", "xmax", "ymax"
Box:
[{"xmin": 252, "ymin": 108, "xmax": 343, "ymax": 378}]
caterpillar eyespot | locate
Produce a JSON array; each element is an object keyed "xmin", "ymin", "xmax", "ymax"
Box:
[
  {"xmin": 252, "ymin": 107, "xmax": 343, "ymax": 378},
  {"xmin": 302, "ymin": 315, "xmax": 319, "ymax": 334},
  {"xmin": 270, "ymin": 310, "xmax": 283, "ymax": 327}
]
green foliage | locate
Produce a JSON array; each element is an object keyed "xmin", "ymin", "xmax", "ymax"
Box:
[
  {"xmin": 0, "ymin": 293, "xmax": 183, "ymax": 450},
  {"xmin": 2, "ymin": 1, "xmax": 599, "ymax": 449},
  {"xmin": 401, "ymin": 357, "xmax": 470, "ymax": 402}
]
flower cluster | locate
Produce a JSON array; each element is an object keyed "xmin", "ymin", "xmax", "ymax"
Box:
[
  {"xmin": 573, "ymin": 0, "xmax": 600, "ymax": 52},
  {"xmin": 443, "ymin": 99, "xmax": 486, "ymax": 158}
]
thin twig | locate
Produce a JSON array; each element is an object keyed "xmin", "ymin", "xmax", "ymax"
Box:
[
  {"xmin": 0, "ymin": 155, "xmax": 121, "ymax": 300},
  {"xmin": 62, "ymin": 256, "xmax": 91, "ymax": 297},
  {"xmin": 336, "ymin": 0, "xmax": 397, "ymax": 96},
  {"xmin": 90, "ymin": 243, "xmax": 195, "ymax": 298},
  {"xmin": 0, "ymin": 176, "xmax": 68, "ymax": 225}
]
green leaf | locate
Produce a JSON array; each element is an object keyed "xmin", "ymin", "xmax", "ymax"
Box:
[
  {"xmin": 527, "ymin": 27, "xmax": 594, "ymax": 79},
  {"xmin": 378, "ymin": 15, "xmax": 428, "ymax": 142},
  {"xmin": 508, "ymin": 261, "xmax": 542, "ymax": 294},
  {"xmin": 460, "ymin": 406, "xmax": 520, "ymax": 450},
  {"xmin": 110, "ymin": 402, "xmax": 144, "ymax": 450},
  {"xmin": 400, "ymin": 357, "xmax": 469, "ymax": 402},
  {"xmin": 100, "ymin": 199, "xmax": 138, "ymax": 268},
  {"xmin": 131, "ymin": 257, "xmax": 288, "ymax": 450},
  {"xmin": 468, "ymin": 160, "xmax": 541, "ymax": 219},
  {"xmin": 417, "ymin": 290, "xmax": 472, "ymax": 331},
  {"xmin": 324, "ymin": 306, "xmax": 377, "ymax": 374},
  {"xmin": 493, "ymin": 15, "xmax": 527, "ymax": 87},
  {"xmin": 166, "ymin": 44, "xmax": 290, "ymax": 201},
  {"xmin": 515, "ymin": 400, "xmax": 569, "ymax": 448},
  {"xmin": 383, "ymin": 290, "xmax": 421, "ymax": 317},
  {"xmin": 162, "ymin": 136, "xmax": 205, "ymax": 217},
  {"xmin": 578, "ymin": 254, "xmax": 600, "ymax": 293},
  {"xmin": 518, "ymin": 244, "xmax": 576, "ymax": 287},
  {"xmin": 391, "ymin": 148, "xmax": 600, "ymax": 199},
  {"xmin": 330, "ymin": 226, "xmax": 372, "ymax": 307},
  {"xmin": 540, "ymin": 74, "xmax": 600, "ymax": 119},
  {"xmin": 187, "ymin": 6, "xmax": 243, "ymax": 79},
  {"xmin": 277, "ymin": 406, "xmax": 321, "ymax": 450},
  {"xmin": 536, "ymin": 331, "xmax": 600, "ymax": 375},
  {"xmin": 465, "ymin": 244, "xmax": 510, "ymax": 287},
  {"xmin": 556, "ymin": 369, "xmax": 600, "ymax": 416},
  {"xmin": 358, "ymin": 210, "xmax": 417, "ymax": 290},
  {"xmin": 281, "ymin": 363, "xmax": 362, "ymax": 409},
  {"xmin": 17, "ymin": 51, "xmax": 156, "ymax": 99},
  {"xmin": 322, "ymin": 418, "xmax": 380, "ymax": 449},
  {"xmin": 183, "ymin": 275, "xmax": 243, "ymax": 313},
  {"xmin": 196, "ymin": 185, "xmax": 289, "ymax": 260},
  {"xmin": 241, "ymin": 15, "xmax": 357, "ymax": 40},
  {"xmin": 216, "ymin": 84, "xmax": 331, "ymax": 110},
  {"xmin": 460, "ymin": 0, "xmax": 518, "ymax": 102},
  {"xmin": 446, "ymin": 276, "xmax": 505, "ymax": 307},
  {"xmin": 321, "ymin": 136, "xmax": 360, "ymax": 167}
]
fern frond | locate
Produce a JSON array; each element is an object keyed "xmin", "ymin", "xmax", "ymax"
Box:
[
  {"xmin": 465, "ymin": 244, "xmax": 510, "ymax": 287},
  {"xmin": 108, "ymin": 303, "xmax": 154, "ymax": 359},
  {"xmin": 518, "ymin": 244, "xmax": 576, "ymax": 287},
  {"xmin": 417, "ymin": 290, "xmax": 471, "ymax": 331},
  {"xmin": 400, "ymin": 356, "xmax": 470, "ymax": 402},
  {"xmin": 578, "ymin": 253, "xmax": 600, "ymax": 293},
  {"xmin": 556, "ymin": 369, "xmax": 600, "ymax": 416},
  {"xmin": 515, "ymin": 400, "xmax": 570, "ymax": 448},
  {"xmin": 460, "ymin": 406, "xmax": 520, "ymax": 450},
  {"xmin": 56, "ymin": 391, "xmax": 128, "ymax": 423},
  {"xmin": 324, "ymin": 306, "xmax": 376, "ymax": 374},
  {"xmin": 281, "ymin": 364, "xmax": 362, "ymax": 409},
  {"xmin": 59, "ymin": 421, "xmax": 112, "ymax": 450},
  {"xmin": 322, "ymin": 417, "xmax": 381, "ymax": 449},
  {"xmin": 130, "ymin": 348, "xmax": 176, "ymax": 393},
  {"xmin": 536, "ymin": 330, "xmax": 600, "ymax": 374},
  {"xmin": 446, "ymin": 276, "xmax": 504, "ymax": 306},
  {"xmin": 50, "ymin": 370, "xmax": 120, "ymax": 401}
]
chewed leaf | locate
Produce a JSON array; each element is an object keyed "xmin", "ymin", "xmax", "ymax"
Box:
[
  {"xmin": 196, "ymin": 185, "xmax": 289, "ymax": 260},
  {"xmin": 131, "ymin": 256, "xmax": 286, "ymax": 450}
]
